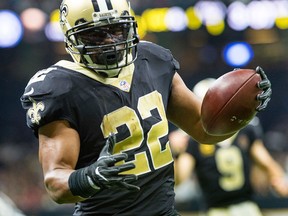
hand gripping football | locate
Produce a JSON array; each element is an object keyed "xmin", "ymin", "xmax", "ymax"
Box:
[{"xmin": 201, "ymin": 68, "xmax": 262, "ymax": 135}]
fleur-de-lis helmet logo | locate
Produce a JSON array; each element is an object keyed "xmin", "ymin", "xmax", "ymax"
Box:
[
  {"xmin": 60, "ymin": 3, "xmax": 68, "ymax": 27},
  {"xmin": 27, "ymin": 99, "xmax": 45, "ymax": 125}
]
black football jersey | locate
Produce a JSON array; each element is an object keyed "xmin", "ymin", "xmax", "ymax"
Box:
[
  {"xmin": 21, "ymin": 41, "xmax": 180, "ymax": 216},
  {"xmin": 186, "ymin": 120, "xmax": 263, "ymax": 208}
]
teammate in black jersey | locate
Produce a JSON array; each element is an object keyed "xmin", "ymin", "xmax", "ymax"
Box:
[
  {"xmin": 20, "ymin": 0, "xmax": 271, "ymax": 215},
  {"xmin": 173, "ymin": 120, "xmax": 288, "ymax": 216},
  {"xmin": 172, "ymin": 79, "xmax": 287, "ymax": 216}
]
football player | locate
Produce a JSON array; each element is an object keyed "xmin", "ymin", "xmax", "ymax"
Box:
[
  {"xmin": 174, "ymin": 119, "xmax": 288, "ymax": 216},
  {"xmin": 173, "ymin": 119, "xmax": 288, "ymax": 216},
  {"xmin": 20, "ymin": 0, "xmax": 272, "ymax": 215}
]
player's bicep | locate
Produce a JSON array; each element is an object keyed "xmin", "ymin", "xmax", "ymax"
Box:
[
  {"xmin": 167, "ymin": 73, "xmax": 203, "ymax": 136},
  {"xmin": 38, "ymin": 120, "xmax": 80, "ymax": 174},
  {"xmin": 38, "ymin": 120, "xmax": 84, "ymax": 203}
]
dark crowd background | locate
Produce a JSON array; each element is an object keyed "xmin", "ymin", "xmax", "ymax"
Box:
[{"xmin": 0, "ymin": 0, "xmax": 287, "ymax": 215}]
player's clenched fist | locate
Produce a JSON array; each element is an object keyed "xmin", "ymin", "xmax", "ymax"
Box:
[{"xmin": 68, "ymin": 133, "xmax": 140, "ymax": 198}]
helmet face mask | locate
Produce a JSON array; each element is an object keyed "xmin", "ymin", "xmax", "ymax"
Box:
[
  {"xmin": 71, "ymin": 22, "xmax": 131, "ymax": 66},
  {"xmin": 60, "ymin": 0, "xmax": 139, "ymax": 77}
]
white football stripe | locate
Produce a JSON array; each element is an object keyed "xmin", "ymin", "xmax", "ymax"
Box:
[
  {"xmin": 24, "ymin": 87, "xmax": 34, "ymax": 96},
  {"xmin": 97, "ymin": 0, "xmax": 108, "ymax": 11}
]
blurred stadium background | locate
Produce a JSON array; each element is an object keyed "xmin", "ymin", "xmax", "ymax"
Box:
[{"xmin": 0, "ymin": 0, "xmax": 287, "ymax": 215}]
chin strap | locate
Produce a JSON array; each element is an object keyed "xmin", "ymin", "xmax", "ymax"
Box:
[{"xmin": 93, "ymin": 53, "xmax": 133, "ymax": 78}]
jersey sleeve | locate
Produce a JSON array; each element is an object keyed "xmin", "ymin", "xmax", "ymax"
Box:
[{"xmin": 20, "ymin": 66, "xmax": 78, "ymax": 136}]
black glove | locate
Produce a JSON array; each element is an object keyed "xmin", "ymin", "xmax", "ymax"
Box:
[
  {"xmin": 87, "ymin": 133, "xmax": 139, "ymax": 191},
  {"xmin": 255, "ymin": 66, "xmax": 272, "ymax": 111},
  {"xmin": 68, "ymin": 133, "xmax": 140, "ymax": 198}
]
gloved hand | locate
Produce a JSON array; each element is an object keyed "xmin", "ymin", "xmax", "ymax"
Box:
[
  {"xmin": 68, "ymin": 133, "xmax": 140, "ymax": 198},
  {"xmin": 255, "ymin": 66, "xmax": 272, "ymax": 111},
  {"xmin": 86, "ymin": 133, "xmax": 139, "ymax": 191}
]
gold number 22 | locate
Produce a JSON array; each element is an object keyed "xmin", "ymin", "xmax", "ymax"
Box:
[{"xmin": 101, "ymin": 91, "xmax": 174, "ymax": 176}]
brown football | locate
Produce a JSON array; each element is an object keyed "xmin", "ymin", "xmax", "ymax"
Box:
[{"xmin": 201, "ymin": 68, "xmax": 262, "ymax": 135}]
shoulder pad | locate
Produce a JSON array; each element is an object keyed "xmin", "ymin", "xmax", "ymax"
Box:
[{"xmin": 137, "ymin": 41, "xmax": 180, "ymax": 70}]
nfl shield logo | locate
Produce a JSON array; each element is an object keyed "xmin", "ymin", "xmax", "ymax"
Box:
[{"xmin": 119, "ymin": 80, "xmax": 130, "ymax": 92}]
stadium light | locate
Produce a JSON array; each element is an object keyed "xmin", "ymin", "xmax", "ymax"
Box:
[
  {"xmin": 223, "ymin": 42, "xmax": 254, "ymax": 67},
  {"xmin": 20, "ymin": 8, "xmax": 46, "ymax": 32},
  {"xmin": 0, "ymin": 10, "xmax": 23, "ymax": 48},
  {"xmin": 227, "ymin": 2, "xmax": 249, "ymax": 31},
  {"xmin": 247, "ymin": 0, "xmax": 276, "ymax": 30},
  {"xmin": 45, "ymin": 9, "xmax": 64, "ymax": 42},
  {"xmin": 165, "ymin": 7, "xmax": 187, "ymax": 32}
]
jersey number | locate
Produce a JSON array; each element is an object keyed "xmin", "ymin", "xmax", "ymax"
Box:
[
  {"xmin": 26, "ymin": 67, "xmax": 57, "ymax": 86},
  {"xmin": 215, "ymin": 146, "xmax": 245, "ymax": 191},
  {"xmin": 101, "ymin": 91, "xmax": 174, "ymax": 176}
]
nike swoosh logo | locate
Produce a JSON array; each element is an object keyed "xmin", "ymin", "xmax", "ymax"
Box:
[{"xmin": 24, "ymin": 87, "xmax": 34, "ymax": 96}]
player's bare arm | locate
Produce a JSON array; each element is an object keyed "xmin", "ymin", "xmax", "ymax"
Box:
[
  {"xmin": 167, "ymin": 72, "xmax": 235, "ymax": 144},
  {"xmin": 39, "ymin": 120, "xmax": 139, "ymax": 204},
  {"xmin": 38, "ymin": 120, "xmax": 84, "ymax": 203},
  {"xmin": 250, "ymin": 140, "xmax": 288, "ymax": 197}
]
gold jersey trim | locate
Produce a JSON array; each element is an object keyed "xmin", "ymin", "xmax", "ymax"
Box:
[{"xmin": 55, "ymin": 60, "xmax": 134, "ymax": 92}]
